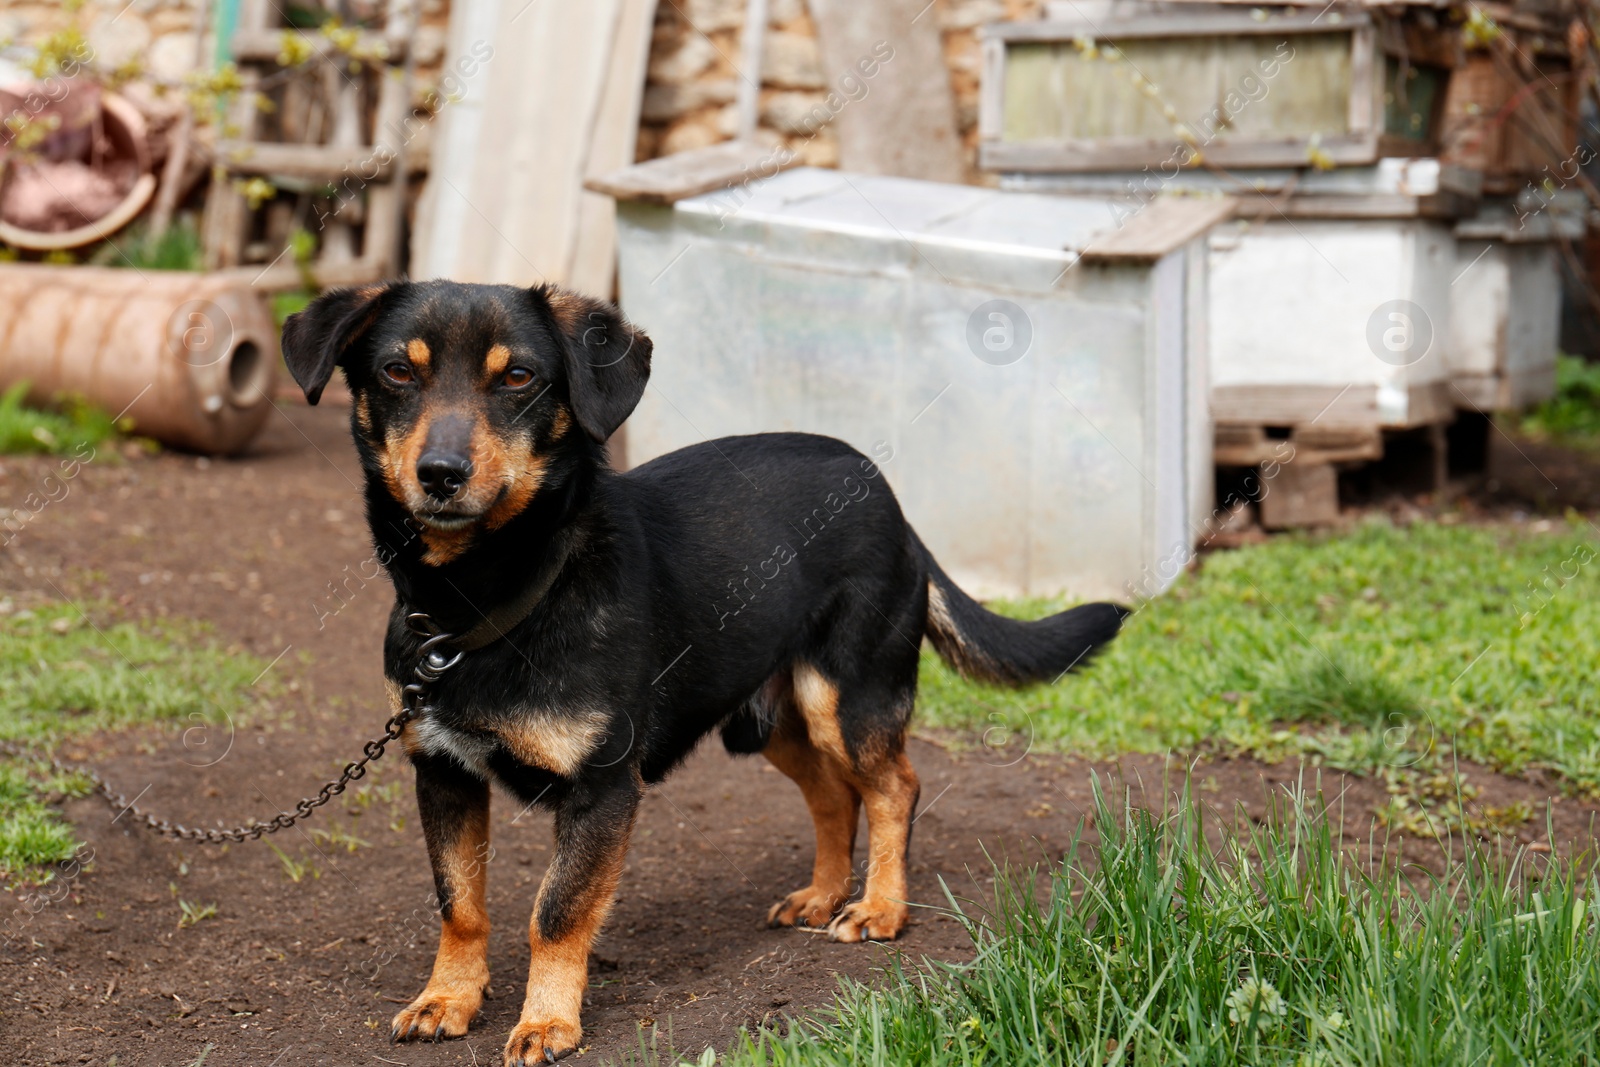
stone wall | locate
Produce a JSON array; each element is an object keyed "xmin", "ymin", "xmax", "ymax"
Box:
[
  {"xmin": 0, "ymin": 0, "xmax": 208, "ymax": 90},
  {"xmin": 638, "ymin": 0, "xmax": 1046, "ymax": 181},
  {"xmin": 0, "ymin": 0, "xmax": 452, "ymax": 135}
]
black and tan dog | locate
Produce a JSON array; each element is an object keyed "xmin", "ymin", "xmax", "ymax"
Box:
[{"xmin": 280, "ymin": 281, "xmax": 1125, "ymax": 1065}]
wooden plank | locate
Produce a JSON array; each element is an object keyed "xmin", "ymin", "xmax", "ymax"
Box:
[
  {"xmin": 587, "ymin": 140, "xmax": 799, "ymax": 205},
  {"xmin": 807, "ymin": 0, "xmax": 964, "ymax": 182},
  {"xmin": 1229, "ymin": 191, "xmax": 1477, "ymax": 219},
  {"xmin": 213, "ymin": 140, "xmax": 397, "ymax": 180},
  {"xmin": 1080, "ymin": 197, "xmax": 1237, "ymax": 262},
  {"xmin": 568, "ymin": 0, "xmax": 659, "ymax": 297},
  {"xmin": 980, "ymin": 133, "xmax": 1379, "ymax": 172},
  {"xmin": 1214, "ymin": 422, "xmax": 1382, "ymax": 465},
  {"xmin": 1214, "ymin": 383, "xmax": 1382, "ymax": 425},
  {"xmin": 1260, "ymin": 462, "xmax": 1339, "ymax": 528},
  {"xmin": 1348, "ymin": 25, "xmax": 1375, "ymax": 135},
  {"xmin": 317, "ymin": 60, "xmax": 364, "ymax": 265},
  {"xmin": 202, "ymin": 17, "xmax": 266, "ymax": 268},
  {"xmin": 978, "ymin": 37, "xmax": 1004, "ymax": 144},
  {"xmin": 233, "ymin": 28, "xmax": 404, "ymax": 63},
  {"xmin": 734, "ymin": 0, "xmax": 767, "ymax": 139},
  {"xmin": 985, "ymin": 12, "xmax": 1372, "ymax": 41},
  {"xmin": 1213, "ymin": 382, "xmax": 1451, "ymax": 427},
  {"xmin": 361, "ymin": 0, "xmax": 415, "ymax": 277},
  {"xmin": 413, "ymin": 0, "xmax": 625, "ymax": 286}
]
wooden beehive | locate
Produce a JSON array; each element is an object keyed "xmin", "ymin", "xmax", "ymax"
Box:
[
  {"xmin": 1448, "ymin": 192, "xmax": 1583, "ymax": 410},
  {"xmin": 980, "ymin": 3, "xmax": 1458, "ymax": 172},
  {"xmin": 1207, "ymin": 216, "xmax": 1457, "ymax": 429}
]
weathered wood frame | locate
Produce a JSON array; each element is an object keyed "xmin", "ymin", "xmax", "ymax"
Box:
[
  {"xmin": 979, "ymin": 10, "xmax": 1445, "ymax": 172},
  {"xmin": 201, "ymin": 0, "xmax": 412, "ymax": 284}
]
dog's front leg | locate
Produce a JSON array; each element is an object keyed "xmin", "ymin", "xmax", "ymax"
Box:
[
  {"xmin": 503, "ymin": 776, "xmax": 640, "ymax": 1066},
  {"xmin": 392, "ymin": 752, "xmax": 492, "ymax": 1043}
]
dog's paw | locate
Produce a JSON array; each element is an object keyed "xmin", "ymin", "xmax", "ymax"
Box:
[
  {"xmin": 826, "ymin": 897, "xmax": 907, "ymax": 943},
  {"xmin": 390, "ymin": 985, "xmax": 483, "ymax": 1043},
  {"xmin": 767, "ymin": 884, "xmax": 849, "ymax": 928},
  {"xmin": 503, "ymin": 1017, "xmax": 582, "ymax": 1065}
]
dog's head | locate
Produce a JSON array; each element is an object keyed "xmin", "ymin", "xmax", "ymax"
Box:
[{"xmin": 281, "ymin": 281, "xmax": 651, "ymax": 560}]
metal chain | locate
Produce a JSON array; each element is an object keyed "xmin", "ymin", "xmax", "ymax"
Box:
[{"xmin": 0, "ymin": 612, "xmax": 463, "ymax": 846}]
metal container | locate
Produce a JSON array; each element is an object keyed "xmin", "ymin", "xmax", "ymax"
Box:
[
  {"xmin": 0, "ymin": 264, "xmax": 279, "ymax": 454},
  {"xmin": 613, "ymin": 166, "xmax": 1216, "ymax": 602}
]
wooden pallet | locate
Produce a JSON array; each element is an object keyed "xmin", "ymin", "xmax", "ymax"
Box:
[
  {"xmin": 1219, "ymin": 418, "xmax": 1456, "ymax": 528},
  {"xmin": 1214, "ymin": 422, "xmax": 1384, "ymax": 468},
  {"xmin": 1217, "ymin": 423, "xmax": 1378, "ymax": 529}
]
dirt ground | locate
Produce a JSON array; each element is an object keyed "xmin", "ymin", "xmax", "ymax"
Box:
[{"xmin": 2, "ymin": 403, "xmax": 1598, "ymax": 1067}]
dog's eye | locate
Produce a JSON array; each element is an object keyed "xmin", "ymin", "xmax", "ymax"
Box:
[
  {"xmin": 503, "ymin": 367, "xmax": 535, "ymax": 389},
  {"xmin": 383, "ymin": 362, "xmax": 415, "ymax": 385}
]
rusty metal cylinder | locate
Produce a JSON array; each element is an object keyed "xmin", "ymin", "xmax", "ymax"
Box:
[{"xmin": 0, "ymin": 264, "xmax": 279, "ymax": 454}]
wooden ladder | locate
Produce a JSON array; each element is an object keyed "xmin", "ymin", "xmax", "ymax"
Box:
[{"xmin": 202, "ymin": 0, "xmax": 413, "ymax": 288}]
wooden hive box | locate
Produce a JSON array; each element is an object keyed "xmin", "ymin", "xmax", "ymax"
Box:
[
  {"xmin": 1207, "ymin": 216, "xmax": 1457, "ymax": 429},
  {"xmin": 980, "ymin": 3, "xmax": 1458, "ymax": 173},
  {"xmin": 1448, "ymin": 192, "xmax": 1583, "ymax": 410}
]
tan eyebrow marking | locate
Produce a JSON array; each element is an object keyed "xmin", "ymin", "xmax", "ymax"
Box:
[
  {"xmin": 406, "ymin": 338, "xmax": 431, "ymax": 372},
  {"xmin": 484, "ymin": 343, "xmax": 512, "ymax": 379}
]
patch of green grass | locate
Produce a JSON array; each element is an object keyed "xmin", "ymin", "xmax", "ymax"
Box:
[
  {"xmin": 0, "ymin": 382, "xmax": 122, "ymax": 456},
  {"xmin": 0, "ymin": 600, "xmax": 270, "ymax": 876},
  {"xmin": 92, "ymin": 217, "xmax": 206, "ymax": 272},
  {"xmin": 917, "ymin": 517, "xmax": 1600, "ymax": 791},
  {"xmin": 717, "ymin": 780, "xmax": 1600, "ymax": 1066},
  {"xmin": 1521, "ymin": 355, "xmax": 1600, "ymax": 446},
  {"xmin": 271, "ymin": 287, "xmax": 317, "ymax": 330}
]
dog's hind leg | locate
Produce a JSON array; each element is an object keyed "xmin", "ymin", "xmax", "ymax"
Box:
[
  {"xmin": 392, "ymin": 752, "xmax": 493, "ymax": 1042},
  {"xmin": 782, "ymin": 662, "xmax": 920, "ymax": 943},
  {"xmin": 763, "ymin": 702, "xmax": 861, "ymax": 929},
  {"xmin": 827, "ymin": 745, "xmax": 919, "ymax": 943}
]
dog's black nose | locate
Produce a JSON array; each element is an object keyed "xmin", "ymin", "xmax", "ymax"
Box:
[{"xmin": 417, "ymin": 453, "xmax": 471, "ymax": 499}]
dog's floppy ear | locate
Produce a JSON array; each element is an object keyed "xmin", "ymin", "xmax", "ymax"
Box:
[
  {"xmin": 535, "ymin": 285, "xmax": 652, "ymax": 442},
  {"xmin": 280, "ymin": 284, "xmax": 390, "ymax": 405}
]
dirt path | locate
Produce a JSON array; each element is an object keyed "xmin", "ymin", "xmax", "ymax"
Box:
[{"xmin": 2, "ymin": 404, "xmax": 1597, "ymax": 1067}]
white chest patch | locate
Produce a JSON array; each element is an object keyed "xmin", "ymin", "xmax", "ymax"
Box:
[
  {"xmin": 410, "ymin": 707, "xmax": 609, "ymax": 778},
  {"xmin": 411, "ymin": 715, "xmax": 498, "ymax": 777}
]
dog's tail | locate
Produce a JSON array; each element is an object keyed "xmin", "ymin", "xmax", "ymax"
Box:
[{"xmin": 915, "ymin": 532, "xmax": 1128, "ymax": 686}]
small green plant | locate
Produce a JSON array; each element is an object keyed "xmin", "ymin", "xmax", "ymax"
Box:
[
  {"xmin": 176, "ymin": 898, "xmax": 217, "ymax": 929},
  {"xmin": 1520, "ymin": 354, "xmax": 1600, "ymax": 446},
  {"xmin": 265, "ymin": 841, "xmax": 319, "ymax": 883},
  {"xmin": 0, "ymin": 382, "xmax": 121, "ymax": 456}
]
